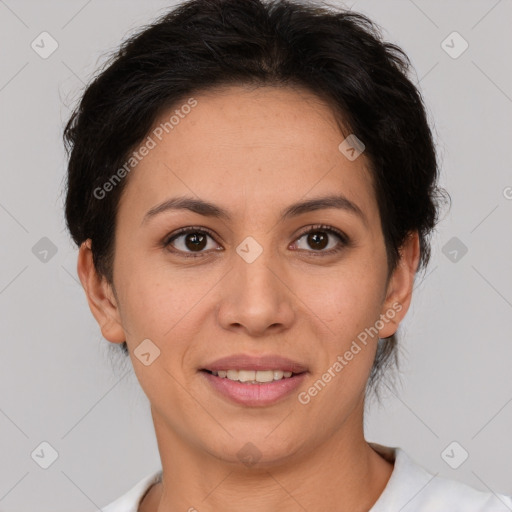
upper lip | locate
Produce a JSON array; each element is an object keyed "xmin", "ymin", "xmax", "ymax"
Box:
[{"xmin": 201, "ymin": 354, "xmax": 308, "ymax": 374}]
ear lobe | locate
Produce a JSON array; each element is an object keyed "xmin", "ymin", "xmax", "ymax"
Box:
[
  {"xmin": 76, "ymin": 240, "xmax": 126, "ymax": 344},
  {"xmin": 378, "ymin": 231, "xmax": 421, "ymax": 339}
]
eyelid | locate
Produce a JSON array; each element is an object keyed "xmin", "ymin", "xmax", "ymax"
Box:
[
  {"xmin": 294, "ymin": 224, "xmax": 349, "ymax": 245},
  {"xmin": 163, "ymin": 224, "xmax": 350, "ymax": 257},
  {"xmin": 290, "ymin": 224, "xmax": 350, "ymax": 256},
  {"xmin": 163, "ymin": 225, "xmax": 222, "ymax": 258},
  {"xmin": 164, "ymin": 225, "xmax": 218, "ymax": 245}
]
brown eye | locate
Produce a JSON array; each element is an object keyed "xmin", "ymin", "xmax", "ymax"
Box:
[
  {"xmin": 183, "ymin": 232, "xmax": 207, "ymax": 251},
  {"xmin": 306, "ymin": 231, "xmax": 329, "ymax": 250},
  {"xmin": 293, "ymin": 225, "xmax": 349, "ymax": 255},
  {"xmin": 164, "ymin": 227, "xmax": 222, "ymax": 257}
]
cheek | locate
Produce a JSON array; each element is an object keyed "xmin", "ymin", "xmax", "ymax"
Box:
[
  {"xmin": 299, "ymin": 263, "xmax": 385, "ymax": 335},
  {"xmin": 115, "ymin": 254, "xmax": 221, "ymax": 349},
  {"xmin": 295, "ymin": 263, "xmax": 386, "ymax": 390},
  {"xmin": 118, "ymin": 278, "xmax": 186, "ymax": 342},
  {"xmin": 113, "ymin": 247, "xmax": 173, "ymax": 338}
]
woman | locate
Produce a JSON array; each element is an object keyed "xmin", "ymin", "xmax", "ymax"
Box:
[{"xmin": 63, "ymin": 0, "xmax": 511, "ymax": 510}]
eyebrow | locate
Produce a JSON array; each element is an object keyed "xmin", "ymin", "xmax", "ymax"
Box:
[{"xmin": 141, "ymin": 194, "xmax": 368, "ymax": 227}]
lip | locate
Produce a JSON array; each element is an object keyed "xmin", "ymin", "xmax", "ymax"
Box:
[
  {"xmin": 200, "ymin": 353, "xmax": 308, "ymax": 374},
  {"xmin": 200, "ymin": 370, "xmax": 308, "ymax": 407},
  {"xmin": 199, "ymin": 353, "xmax": 309, "ymax": 407}
]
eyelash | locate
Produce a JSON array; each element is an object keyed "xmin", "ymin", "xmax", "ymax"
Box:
[{"xmin": 163, "ymin": 224, "xmax": 350, "ymax": 259}]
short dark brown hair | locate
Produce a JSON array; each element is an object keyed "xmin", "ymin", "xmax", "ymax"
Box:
[{"xmin": 63, "ymin": 0, "xmax": 450, "ymax": 393}]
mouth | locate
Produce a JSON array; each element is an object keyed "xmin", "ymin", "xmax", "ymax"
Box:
[
  {"xmin": 199, "ymin": 353, "xmax": 309, "ymax": 406},
  {"xmin": 201, "ymin": 368, "xmax": 304, "ymax": 384},
  {"xmin": 199, "ymin": 367, "xmax": 308, "ymax": 407}
]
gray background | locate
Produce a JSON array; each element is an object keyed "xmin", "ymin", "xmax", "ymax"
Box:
[{"xmin": 0, "ymin": 0, "xmax": 511, "ymax": 510}]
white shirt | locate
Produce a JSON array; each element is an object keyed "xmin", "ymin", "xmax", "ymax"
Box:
[{"xmin": 101, "ymin": 444, "xmax": 512, "ymax": 511}]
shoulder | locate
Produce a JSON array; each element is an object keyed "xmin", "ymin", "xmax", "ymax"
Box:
[
  {"xmin": 101, "ymin": 470, "xmax": 163, "ymax": 512},
  {"xmin": 370, "ymin": 443, "xmax": 512, "ymax": 512}
]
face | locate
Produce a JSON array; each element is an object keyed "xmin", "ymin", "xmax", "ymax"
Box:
[{"xmin": 79, "ymin": 84, "xmax": 418, "ymax": 467}]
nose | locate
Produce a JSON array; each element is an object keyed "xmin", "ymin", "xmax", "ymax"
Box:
[{"xmin": 216, "ymin": 243, "xmax": 296, "ymax": 337}]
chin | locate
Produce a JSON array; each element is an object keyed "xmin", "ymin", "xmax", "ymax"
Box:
[{"xmin": 206, "ymin": 434, "xmax": 304, "ymax": 469}]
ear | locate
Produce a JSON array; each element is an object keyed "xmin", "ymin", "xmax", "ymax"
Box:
[
  {"xmin": 76, "ymin": 239, "xmax": 126, "ymax": 344},
  {"xmin": 378, "ymin": 230, "xmax": 421, "ymax": 339}
]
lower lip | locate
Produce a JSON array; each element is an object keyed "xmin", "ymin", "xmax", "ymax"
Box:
[{"xmin": 200, "ymin": 370, "xmax": 307, "ymax": 407}]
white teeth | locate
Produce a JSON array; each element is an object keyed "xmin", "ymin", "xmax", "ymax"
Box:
[
  {"xmin": 211, "ymin": 369, "xmax": 294, "ymax": 383},
  {"xmin": 238, "ymin": 370, "xmax": 256, "ymax": 382},
  {"xmin": 255, "ymin": 370, "xmax": 275, "ymax": 383},
  {"xmin": 226, "ymin": 369, "xmax": 238, "ymax": 380}
]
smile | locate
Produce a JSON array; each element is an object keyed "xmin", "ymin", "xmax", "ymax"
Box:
[
  {"xmin": 201, "ymin": 369, "xmax": 307, "ymax": 406},
  {"xmin": 206, "ymin": 369, "xmax": 294, "ymax": 383}
]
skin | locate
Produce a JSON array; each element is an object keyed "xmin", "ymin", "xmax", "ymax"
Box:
[{"xmin": 77, "ymin": 84, "xmax": 420, "ymax": 512}]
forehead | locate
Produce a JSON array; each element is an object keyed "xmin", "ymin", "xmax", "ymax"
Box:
[{"xmin": 118, "ymin": 84, "xmax": 379, "ymax": 228}]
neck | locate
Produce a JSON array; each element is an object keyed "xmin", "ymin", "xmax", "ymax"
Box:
[{"xmin": 141, "ymin": 400, "xmax": 393, "ymax": 512}]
